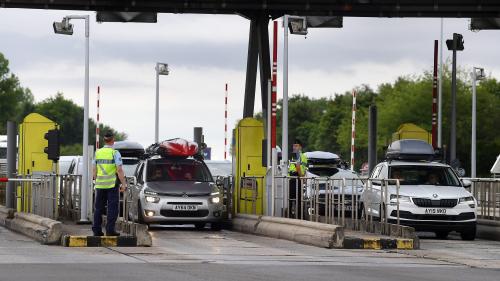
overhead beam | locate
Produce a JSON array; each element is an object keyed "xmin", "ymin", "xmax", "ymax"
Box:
[{"xmin": 2, "ymin": 1, "xmax": 500, "ymax": 18}]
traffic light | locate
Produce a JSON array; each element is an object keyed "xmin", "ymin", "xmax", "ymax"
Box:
[
  {"xmin": 44, "ymin": 129, "xmax": 60, "ymax": 161},
  {"xmin": 446, "ymin": 33, "xmax": 464, "ymax": 51}
]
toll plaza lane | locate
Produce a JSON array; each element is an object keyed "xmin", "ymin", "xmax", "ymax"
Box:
[{"xmin": 1, "ymin": 225, "xmax": 499, "ymax": 281}]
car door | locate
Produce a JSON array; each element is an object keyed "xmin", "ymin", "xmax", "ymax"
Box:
[
  {"xmin": 130, "ymin": 162, "xmax": 145, "ymax": 217},
  {"xmin": 367, "ymin": 164, "xmax": 383, "ymax": 216}
]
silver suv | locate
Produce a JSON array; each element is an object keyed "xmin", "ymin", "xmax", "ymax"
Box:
[{"xmin": 127, "ymin": 155, "xmax": 225, "ymax": 230}]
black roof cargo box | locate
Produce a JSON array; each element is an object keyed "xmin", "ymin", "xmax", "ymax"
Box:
[{"xmin": 386, "ymin": 139, "xmax": 435, "ymax": 161}]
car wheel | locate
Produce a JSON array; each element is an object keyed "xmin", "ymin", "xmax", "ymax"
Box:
[
  {"xmin": 460, "ymin": 226, "xmax": 476, "ymax": 241},
  {"xmin": 194, "ymin": 223, "xmax": 206, "ymax": 230},
  {"xmin": 435, "ymin": 231, "xmax": 449, "ymax": 239},
  {"xmin": 211, "ymin": 222, "xmax": 222, "ymax": 231}
]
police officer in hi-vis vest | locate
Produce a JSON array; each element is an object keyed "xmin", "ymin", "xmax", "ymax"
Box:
[{"xmin": 92, "ymin": 131, "xmax": 128, "ymax": 236}]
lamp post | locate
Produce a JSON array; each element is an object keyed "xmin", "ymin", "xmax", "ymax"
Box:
[
  {"xmin": 53, "ymin": 15, "xmax": 90, "ymax": 223},
  {"xmin": 282, "ymin": 15, "xmax": 307, "ymax": 176},
  {"xmin": 471, "ymin": 67, "xmax": 485, "ymax": 178},
  {"xmin": 155, "ymin": 63, "xmax": 169, "ymax": 143}
]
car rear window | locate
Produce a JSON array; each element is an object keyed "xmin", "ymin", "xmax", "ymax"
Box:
[
  {"xmin": 146, "ymin": 158, "xmax": 213, "ymax": 182},
  {"xmin": 389, "ymin": 165, "xmax": 461, "ymax": 186}
]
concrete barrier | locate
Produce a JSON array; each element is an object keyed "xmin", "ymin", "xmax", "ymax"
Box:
[
  {"xmin": 102, "ymin": 216, "xmax": 152, "ymax": 246},
  {"xmin": 233, "ymin": 214, "xmax": 344, "ymax": 248},
  {"xmin": 0, "ymin": 205, "xmax": 15, "ymax": 225},
  {"xmin": 477, "ymin": 219, "xmax": 500, "ymax": 241},
  {"xmin": 3, "ymin": 211, "xmax": 62, "ymax": 244}
]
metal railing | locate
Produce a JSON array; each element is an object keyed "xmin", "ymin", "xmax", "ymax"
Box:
[
  {"xmin": 239, "ymin": 175, "xmax": 402, "ymax": 235},
  {"xmin": 465, "ymin": 178, "xmax": 500, "ymax": 221},
  {"xmin": 10, "ymin": 174, "xmax": 59, "ymax": 220}
]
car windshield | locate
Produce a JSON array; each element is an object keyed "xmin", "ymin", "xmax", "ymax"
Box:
[
  {"xmin": 389, "ymin": 165, "xmax": 461, "ymax": 186},
  {"xmin": 146, "ymin": 158, "xmax": 213, "ymax": 182},
  {"xmin": 205, "ymin": 162, "xmax": 232, "ymax": 177}
]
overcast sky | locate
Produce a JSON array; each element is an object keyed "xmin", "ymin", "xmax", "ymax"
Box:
[{"xmin": 1, "ymin": 8, "xmax": 499, "ymax": 159}]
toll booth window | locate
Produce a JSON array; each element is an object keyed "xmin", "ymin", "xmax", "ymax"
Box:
[
  {"xmin": 146, "ymin": 159, "xmax": 212, "ymax": 182},
  {"xmin": 0, "ymin": 148, "xmax": 6, "ymax": 158},
  {"xmin": 389, "ymin": 166, "xmax": 461, "ymax": 186}
]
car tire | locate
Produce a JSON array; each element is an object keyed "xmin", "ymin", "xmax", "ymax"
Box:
[
  {"xmin": 195, "ymin": 223, "xmax": 206, "ymax": 230},
  {"xmin": 460, "ymin": 226, "xmax": 476, "ymax": 241},
  {"xmin": 435, "ymin": 231, "xmax": 449, "ymax": 239},
  {"xmin": 211, "ymin": 222, "xmax": 222, "ymax": 231}
]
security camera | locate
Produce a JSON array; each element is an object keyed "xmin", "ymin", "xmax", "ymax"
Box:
[{"xmin": 288, "ymin": 17, "xmax": 308, "ymax": 35}]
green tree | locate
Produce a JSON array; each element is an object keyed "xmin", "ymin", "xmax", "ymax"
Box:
[{"xmin": 0, "ymin": 53, "xmax": 35, "ymax": 133}]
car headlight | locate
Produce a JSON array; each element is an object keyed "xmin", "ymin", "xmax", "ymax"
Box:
[
  {"xmin": 390, "ymin": 194, "xmax": 411, "ymax": 203},
  {"xmin": 145, "ymin": 196, "xmax": 160, "ymax": 203},
  {"xmin": 459, "ymin": 196, "xmax": 475, "ymax": 208},
  {"xmin": 459, "ymin": 196, "xmax": 474, "ymax": 203},
  {"xmin": 210, "ymin": 197, "xmax": 221, "ymax": 204}
]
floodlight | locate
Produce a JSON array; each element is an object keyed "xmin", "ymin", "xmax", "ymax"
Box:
[
  {"xmin": 474, "ymin": 67, "xmax": 485, "ymax": 80},
  {"xmin": 53, "ymin": 18, "xmax": 73, "ymax": 35},
  {"xmin": 156, "ymin": 63, "xmax": 169, "ymax": 75}
]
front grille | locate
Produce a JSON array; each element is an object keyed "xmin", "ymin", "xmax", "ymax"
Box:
[
  {"xmin": 391, "ymin": 210, "xmax": 475, "ymax": 221},
  {"xmin": 166, "ymin": 202, "xmax": 203, "ymax": 205},
  {"xmin": 412, "ymin": 198, "xmax": 458, "ymax": 208},
  {"xmin": 160, "ymin": 209, "xmax": 209, "ymax": 217},
  {"xmin": 159, "ymin": 192, "xmax": 210, "ymax": 197}
]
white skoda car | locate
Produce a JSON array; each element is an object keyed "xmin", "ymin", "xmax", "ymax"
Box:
[{"xmin": 361, "ymin": 140, "xmax": 477, "ymax": 240}]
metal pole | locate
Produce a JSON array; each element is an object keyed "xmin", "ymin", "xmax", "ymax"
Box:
[
  {"xmin": 471, "ymin": 70, "xmax": 477, "ymax": 178},
  {"xmin": 155, "ymin": 63, "xmax": 160, "ymax": 143},
  {"xmin": 432, "ymin": 40, "xmax": 438, "ymax": 149},
  {"xmin": 350, "ymin": 90, "xmax": 357, "ymax": 171},
  {"xmin": 80, "ymin": 15, "xmax": 90, "ymax": 223},
  {"xmin": 282, "ymin": 15, "xmax": 289, "ymax": 177},
  {"xmin": 438, "ymin": 19, "xmax": 444, "ymax": 148},
  {"xmin": 224, "ymin": 83, "xmax": 228, "ymax": 160},
  {"xmin": 368, "ymin": 105, "xmax": 377, "ymax": 175},
  {"xmin": 272, "ymin": 21, "xmax": 278, "ymax": 149},
  {"xmin": 267, "ymin": 79, "xmax": 272, "ymax": 168},
  {"xmin": 6, "ymin": 121, "xmax": 16, "ymax": 209},
  {"xmin": 450, "ymin": 34, "xmax": 458, "ymax": 165},
  {"xmin": 96, "ymin": 86, "xmax": 100, "ymax": 149},
  {"xmin": 194, "ymin": 127, "xmax": 203, "ymax": 145}
]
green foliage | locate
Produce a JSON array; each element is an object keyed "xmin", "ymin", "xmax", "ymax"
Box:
[
  {"xmin": 0, "ymin": 53, "xmax": 35, "ymax": 133},
  {"xmin": 60, "ymin": 143, "xmax": 83, "ymax": 156},
  {"xmin": 0, "ymin": 52, "xmax": 127, "ymax": 151},
  {"xmin": 257, "ymin": 66, "xmax": 500, "ymax": 177}
]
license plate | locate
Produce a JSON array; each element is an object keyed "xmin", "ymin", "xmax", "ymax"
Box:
[
  {"xmin": 425, "ymin": 208, "xmax": 447, "ymax": 215},
  {"xmin": 173, "ymin": 205, "xmax": 198, "ymax": 211}
]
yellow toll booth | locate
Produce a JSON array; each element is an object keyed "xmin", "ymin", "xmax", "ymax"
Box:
[
  {"xmin": 392, "ymin": 123, "xmax": 432, "ymax": 144},
  {"xmin": 17, "ymin": 113, "xmax": 58, "ymax": 212},
  {"xmin": 233, "ymin": 118, "xmax": 267, "ymax": 215}
]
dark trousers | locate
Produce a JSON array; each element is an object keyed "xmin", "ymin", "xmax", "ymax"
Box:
[
  {"xmin": 92, "ymin": 186, "xmax": 119, "ymax": 234},
  {"xmin": 288, "ymin": 174, "xmax": 303, "ymax": 218}
]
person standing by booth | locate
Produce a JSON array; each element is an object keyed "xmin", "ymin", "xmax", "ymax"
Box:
[{"xmin": 92, "ymin": 131, "xmax": 127, "ymax": 236}]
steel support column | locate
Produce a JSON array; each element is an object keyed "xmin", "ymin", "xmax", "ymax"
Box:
[
  {"xmin": 243, "ymin": 18, "xmax": 259, "ymax": 118},
  {"xmin": 243, "ymin": 14, "xmax": 271, "ymax": 119}
]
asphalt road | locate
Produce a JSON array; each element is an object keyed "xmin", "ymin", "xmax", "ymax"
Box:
[{"xmin": 0, "ymin": 225, "xmax": 499, "ymax": 281}]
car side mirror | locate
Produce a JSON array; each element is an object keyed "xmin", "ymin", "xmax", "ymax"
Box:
[
  {"xmin": 462, "ymin": 179, "xmax": 472, "ymax": 189},
  {"xmin": 215, "ymin": 176, "xmax": 224, "ymax": 187},
  {"xmin": 127, "ymin": 176, "xmax": 137, "ymax": 186}
]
